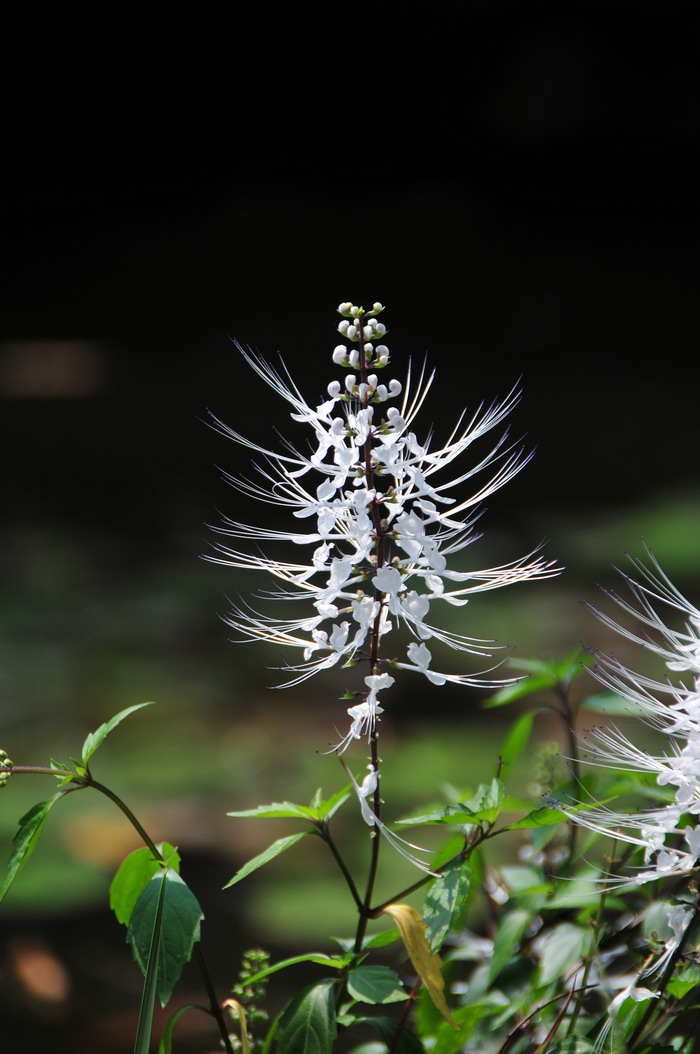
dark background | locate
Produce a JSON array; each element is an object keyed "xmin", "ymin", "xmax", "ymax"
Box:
[{"xmin": 1, "ymin": 4, "xmax": 698, "ymax": 1050}]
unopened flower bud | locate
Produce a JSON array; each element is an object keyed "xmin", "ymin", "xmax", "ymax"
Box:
[
  {"xmin": 372, "ymin": 302, "xmax": 384, "ymax": 313},
  {"xmin": 363, "ymin": 325, "xmax": 374, "ymax": 340},
  {"xmin": 332, "ymin": 345, "xmax": 347, "ymax": 364},
  {"xmin": 358, "ymin": 382, "xmax": 369, "ymax": 402},
  {"xmin": 374, "ymin": 322, "xmax": 386, "ymax": 337},
  {"xmin": 327, "ymin": 380, "xmax": 341, "ymax": 397},
  {"xmin": 338, "ymin": 320, "xmax": 350, "ymax": 336},
  {"xmin": 345, "ymin": 374, "xmax": 356, "ymax": 393},
  {"xmin": 388, "ymin": 379, "xmax": 402, "ymax": 397},
  {"xmin": 347, "ymin": 325, "xmax": 358, "ymax": 340},
  {"xmin": 349, "ymin": 349, "xmax": 360, "ymax": 368},
  {"xmin": 337, "ymin": 302, "xmax": 353, "ymax": 314}
]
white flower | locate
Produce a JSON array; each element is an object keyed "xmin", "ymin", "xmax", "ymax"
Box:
[
  {"xmin": 207, "ymin": 302, "xmax": 558, "ymax": 751},
  {"xmin": 570, "ymin": 549, "xmax": 700, "ymax": 884}
]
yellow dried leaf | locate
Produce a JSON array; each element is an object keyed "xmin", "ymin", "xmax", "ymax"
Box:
[{"xmin": 382, "ymin": 903, "xmax": 457, "ymax": 1027}]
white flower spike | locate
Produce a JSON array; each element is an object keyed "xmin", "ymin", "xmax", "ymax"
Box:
[
  {"xmin": 208, "ymin": 301, "xmax": 559, "ymax": 752},
  {"xmin": 571, "ymin": 549, "xmax": 700, "ymax": 885}
]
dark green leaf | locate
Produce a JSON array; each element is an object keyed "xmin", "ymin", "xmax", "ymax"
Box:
[
  {"xmin": 277, "ymin": 980, "xmax": 337, "ymax": 1054},
  {"xmin": 224, "ymin": 832, "xmax": 308, "ymax": 888},
  {"xmin": 81, "ymin": 701, "xmax": 155, "ymax": 766},
  {"xmin": 399, "ymin": 780, "xmax": 503, "ymax": 827},
  {"xmin": 347, "ymin": 965, "xmax": 408, "ymax": 1004},
  {"xmin": 133, "ymin": 862, "xmax": 166, "ymax": 1054},
  {"xmin": 127, "ymin": 869, "xmax": 204, "ymax": 1006},
  {"xmin": 0, "ymin": 794, "xmax": 63, "ymax": 902},
  {"xmin": 359, "ymin": 1016, "xmax": 426, "ymax": 1054},
  {"xmin": 110, "ymin": 843, "xmax": 180, "ymax": 926},
  {"xmin": 423, "ymin": 859, "xmax": 471, "ymax": 953},
  {"xmin": 544, "ymin": 1039, "xmax": 596, "ymax": 1053}
]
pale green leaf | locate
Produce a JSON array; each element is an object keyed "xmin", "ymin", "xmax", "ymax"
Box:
[
  {"xmin": 423, "ymin": 859, "xmax": 471, "ymax": 953},
  {"xmin": 110, "ymin": 843, "xmax": 180, "ymax": 926},
  {"xmin": 81, "ymin": 701, "xmax": 155, "ymax": 766},
  {"xmin": 224, "ymin": 831, "xmax": 308, "ymax": 888},
  {"xmin": 347, "ymin": 965, "xmax": 408, "ymax": 1004}
]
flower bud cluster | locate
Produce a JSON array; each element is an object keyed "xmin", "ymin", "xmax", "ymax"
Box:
[{"xmin": 334, "ymin": 302, "xmax": 389, "ymax": 369}]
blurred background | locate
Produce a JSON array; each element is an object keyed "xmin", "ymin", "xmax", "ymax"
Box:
[{"xmin": 1, "ymin": 3, "xmax": 697, "ymax": 1049}]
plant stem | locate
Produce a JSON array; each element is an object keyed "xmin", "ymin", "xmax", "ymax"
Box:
[{"xmin": 319, "ymin": 823, "xmax": 364, "ymax": 911}]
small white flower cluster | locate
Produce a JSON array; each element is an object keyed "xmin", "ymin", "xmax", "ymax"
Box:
[
  {"xmin": 208, "ymin": 301, "xmax": 557, "ymax": 753},
  {"xmin": 574, "ymin": 552, "xmax": 700, "ymax": 884}
]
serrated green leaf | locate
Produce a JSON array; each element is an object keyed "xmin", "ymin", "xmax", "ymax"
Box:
[
  {"xmin": 537, "ymin": 922, "xmax": 589, "ymax": 987},
  {"xmin": 0, "ymin": 794, "xmax": 64, "ymax": 902},
  {"xmin": 127, "ymin": 869, "xmax": 203, "ymax": 1006},
  {"xmin": 505, "ymin": 804, "xmax": 569, "ymax": 830},
  {"xmin": 423, "ymin": 859, "xmax": 471, "ymax": 953},
  {"xmin": 110, "ymin": 843, "xmax": 181, "ymax": 926},
  {"xmin": 500, "ymin": 712, "xmax": 534, "ymax": 772},
  {"xmin": 488, "ymin": 908, "xmax": 531, "ymax": 983},
  {"xmin": 347, "ymin": 965, "xmax": 408, "ymax": 1004},
  {"xmin": 277, "ymin": 980, "xmax": 337, "ymax": 1054},
  {"xmin": 81, "ymin": 701, "xmax": 155, "ymax": 767},
  {"xmin": 224, "ymin": 831, "xmax": 308, "ymax": 888}
]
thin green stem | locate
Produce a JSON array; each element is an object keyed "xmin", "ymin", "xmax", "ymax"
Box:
[{"xmin": 318, "ymin": 823, "xmax": 364, "ymax": 911}]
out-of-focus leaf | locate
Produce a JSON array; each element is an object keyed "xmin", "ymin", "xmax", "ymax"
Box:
[
  {"xmin": 157, "ymin": 1004, "xmax": 208, "ymax": 1054},
  {"xmin": 128, "ymin": 869, "xmax": 203, "ymax": 1006},
  {"xmin": 277, "ymin": 981, "xmax": 337, "ymax": 1054},
  {"xmin": 423, "ymin": 859, "xmax": 471, "ymax": 953},
  {"xmin": 228, "ymin": 802, "xmax": 318, "ymax": 820},
  {"xmin": 667, "ymin": 961, "xmax": 700, "ymax": 999},
  {"xmin": 347, "ymin": 965, "xmax": 408, "ymax": 1004},
  {"xmin": 81, "ymin": 702, "xmax": 155, "ymax": 766},
  {"xmin": 382, "ymin": 904, "xmax": 456, "ymax": 1027},
  {"xmin": 110, "ymin": 843, "xmax": 180, "ymax": 926},
  {"xmin": 133, "ymin": 862, "xmax": 166, "ymax": 1054},
  {"xmin": 0, "ymin": 794, "xmax": 64, "ymax": 902},
  {"xmin": 488, "ymin": 908, "xmax": 531, "ymax": 983},
  {"xmin": 544, "ymin": 1038, "xmax": 596, "ymax": 1053},
  {"xmin": 537, "ymin": 922, "xmax": 589, "ymax": 987},
  {"xmin": 578, "ymin": 692, "xmax": 639, "ymax": 716},
  {"xmin": 484, "ymin": 650, "xmax": 588, "ymax": 708},
  {"xmin": 224, "ymin": 832, "xmax": 308, "ymax": 887},
  {"xmin": 500, "ymin": 712, "xmax": 534, "ymax": 772},
  {"xmin": 358, "ymin": 1015, "xmax": 426, "ymax": 1054}
]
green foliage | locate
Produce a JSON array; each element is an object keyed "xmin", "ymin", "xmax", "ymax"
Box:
[
  {"xmin": 484, "ymin": 649, "xmax": 589, "ymax": 708},
  {"xmin": 0, "ymin": 793, "xmax": 65, "ymax": 902},
  {"xmin": 127, "ymin": 868, "xmax": 204, "ymax": 1006},
  {"xmin": 422, "ymin": 858, "xmax": 471, "ymax": 953},
  {"xmin": 346, "ymin": 965, "xmax": 408, "ymax": 1004},
  {"xmin": 277, "ymin": 981, "xmax": 337, "ymax": 1054},
  {"xmin": 224, "ymin": 832, "xmax": 310, "ymax": 888},
  {"xmin": 81, "ymin": 701, "xmax": 155, "ymax": 767},
  {"xmin": 110, "ymin": 842, "xmax": 181, "ymax": 925}
]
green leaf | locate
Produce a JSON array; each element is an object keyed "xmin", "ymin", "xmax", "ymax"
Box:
[
  {"xmin": 133, "ymin": 861, "xmax": 167, "ymax": 1054},
  {"xmin": 224, "ymin": 831, "xmax": 308, "ymax": 888},
  {"xmin": 127, "ymin": 869, "xmax": 204, "ymax": 1006},
  {"xmin": 233, "ymin": 953, "xmax": 351, "ymax": 989},
  {"xmin": 81, "ymin": 701, "xmax": 155, "ymax": 767},
  {"xmin": 399, "ymin": 780, "xmax": 504, "ymax": 828},
  {"xmin": 358, "ymin": 1015, "xmax": 426, "ymax": 1054},
  {"xmin": 544, "ymin": 1039, "xmax": 596, "ymax": 1053},
  {"xmin": 110, "ymin": 843, "xmax": 181, "ymax": 926},
  {"xmin": 484, "ymin": 650, "xmax": 588, "ymax": 708},
  {"xmin": 0, "ymin": 794, "xmax": 64, "ymax": 902},
  {"xmin": 578, "ymin": 692, "xmax": 639, "ymax": 716},
  {"xmin": 505, "ymin": 804, "xmax": 570, "ymax": 830},
  {"xmin": 347, "ymin": 965, "xmax": 408, "ymax": 1004},
  {"xmin": 315, "ymin": 785, "xmax": 351, "ymax": 821},
  {"xmin": 667, "ymin": 961, "xmax": 700, "ymax": 999},
  {"xmin": 488, "ymin": 908, "xmax": 531, "ymax": 983},
  {"xmin": 536, "ymin": 922, "xmax": 589, "ymax": 987},
  {"xmin": 228, "ymin": 801, "xmax": 318, "ymax": 820},
  {"xmin": 500, "ymin": 712, "xmax": 534, "ymax": 772},
  {"xmin": 423, "ymin": 859, "xmax": 471, "ymax": 953},
  {"xmin": 277, "ymin": 980, "xmax": 337, "ymax": 1054},
  {"xmin": 157, "ymin": 1004, "xmax": 208, "ymax": 1054}
]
